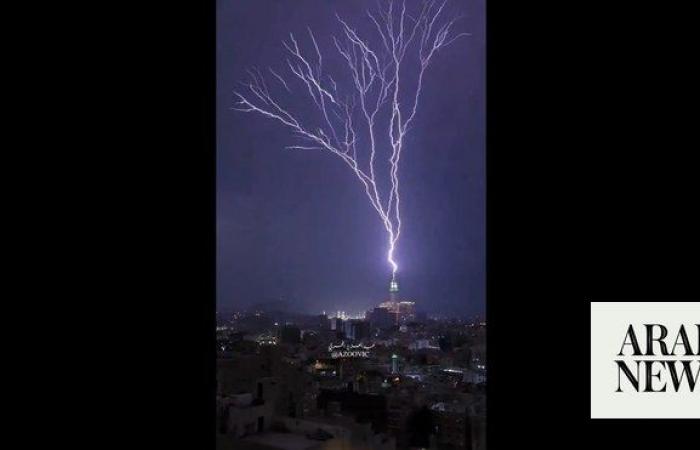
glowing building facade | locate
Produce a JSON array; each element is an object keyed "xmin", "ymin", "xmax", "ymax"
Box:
[{"xmin": 377, "ymin": 278, "xmax": 415, "ymax": 324}]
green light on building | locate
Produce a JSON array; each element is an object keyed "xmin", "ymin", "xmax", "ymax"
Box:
[{"xmin": 389, "ymin": 280, "xmax": 398, "ymax": 293}]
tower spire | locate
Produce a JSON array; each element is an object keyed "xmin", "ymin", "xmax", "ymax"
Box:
[
  {"xmin": 389, "ymin": 276, "xmax": 399, "ymax": 323},
  {"xmin": 389, "ymin": 276, "xmax": 398, "ymax": 293}
]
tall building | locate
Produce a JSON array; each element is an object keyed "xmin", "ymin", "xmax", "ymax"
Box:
[
  {"xmin": 352, "ymin": 319, "xmax": 371, "ymax": 341},
  {"xmin": 280, "ymin": 324, "xmax": 301, "ymax": 344},
  {"xmin": 385, "ymin": 278, "xmax": 400, "ymax": 325},
  {"xmin": 341, "ymin": 319, "xmax": 370, "ymax": 341},
  {"xmin": 330, "ymin": 317, "xmax": 343, "ymax": 332},
  {"xmin": 343, "ymin": 320, "xmax": 354, "ymax": 340},
  {"xmin": 315, "ymin": 313, "xmax": 330, "ymax": 330},
  {"xmin": 378, "ymin": 300, "xmax": 416, "ymax": 325},
  {"xmin": 389, "ymin": 278, "xmax": 399, "ymax": 302},
  {"xmin": 397, "ymin": 301, "xmax": 416, "ymax": 323},
  {"xmin": 379, "ymin": 278, "xmax": 416, "ymax": 324},
  {"xmin": 369, "ymin": 307, "xmax": 394, "ymax": 329}
]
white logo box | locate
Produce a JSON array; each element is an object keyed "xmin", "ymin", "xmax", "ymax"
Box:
[{"xmin": 590, "ymin": 302, "xmax": 700, "ymax": 419}]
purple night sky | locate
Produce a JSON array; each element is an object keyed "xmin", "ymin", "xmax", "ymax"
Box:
[{"xmin": 217, "ymin": 0, "xmax": 485, "ymax": 316}]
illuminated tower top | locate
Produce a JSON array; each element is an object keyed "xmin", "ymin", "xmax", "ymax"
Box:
[
  {"xmin": 389, "ymin": 278, "xmax": 399, "ymax": 308},
  {"xmin": 389, "ymin": 279, "xmax": 398, "ymax": 293}
]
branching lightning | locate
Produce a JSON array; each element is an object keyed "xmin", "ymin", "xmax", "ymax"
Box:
[{"xmin": 233, "ymin": 0, "xmax": 467, "ymax": 283}]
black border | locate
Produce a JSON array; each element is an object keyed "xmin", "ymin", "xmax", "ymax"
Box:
[
  {"xmin": 485, "ymin": 0, "xmax": 699, "ymax": 448},
  {"xmin": 65, "ymin": 0, "xmax": 699, "ymax": 448}
]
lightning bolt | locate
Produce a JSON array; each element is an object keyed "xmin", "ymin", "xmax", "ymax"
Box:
[{"xmin": 233, "ymin": 0, "xmax": 467, "ymax": 283}]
